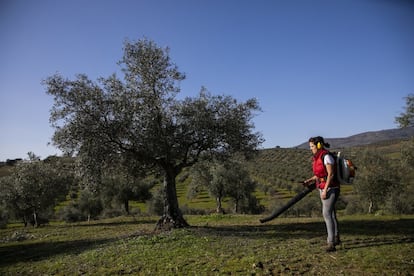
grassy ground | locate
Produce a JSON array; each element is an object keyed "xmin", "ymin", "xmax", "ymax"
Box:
[{"xmin": 1, "ymin": 214, "xmax": 413, "ymax": 275}]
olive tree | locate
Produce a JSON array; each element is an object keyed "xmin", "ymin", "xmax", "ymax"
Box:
[
  {"xmin": 189, "ymin": 160, "xmax": 228, "ymax": 213},
  {"xmin": 100, "ymin": 172, "xmax": 153, "ymax": 215},
  {"xmin": 395, "ymin": 93, "xmax": 414, "ymax": 128},
  {"xmin": 386, "ymin": 138, "xmax": 414, "ymax": 214},
  {"xmin": 354, "ymin": 150, "xmax": 399, "ymax": 214},
  {"xmin": 0, "ymin": 158, "xmax": 72, "ymax": 226},
  {"xmin": 190, "ymin": 159, "xmax": 256, "ymax": 214},
  {"xmin": 44, "ymin": 38, "xmax": 263, "ymax": 228}
]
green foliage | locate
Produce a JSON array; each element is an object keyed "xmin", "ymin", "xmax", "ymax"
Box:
[
  {"xmin": 44, "ymin": 38, "xmax": 263, "ymax": 226},
  {"xmin": 100, "ymin": 172, "xmax": 153, "ymax": 214},
  {"xmin": 189, "ymin": 159, "xmax": 261, "ymax": 214},
  {"xmin": 0, "ymin": 159, "xmax": 72, "ymax": 225},
  {"xmin": 353, "ymin": 149, "xmax": 399, "ymax": 213},
  {"xmin": 385, "ymin": 187, "xmax": 414, "ymax": 215},
  {"xmin": 1, "ymin": 136, "xmax": 412, "ymax": 222},
  {"xmin": 246, "ymin": 148, "xmax": 312, "ymax": 190},
  {"xmin": 384, "ymin": 138, "xmax": 414, "ymax": 214},
  {"xmin": 400, "ymin": 137, "xmax": 414, "ymax": 172},
  {"xmin": 395, "ymin": 93, "xmax": 414, "ymax": 128},
  {"xmin": 344, "ymin": 195, "xmax": 366, "ymax": 215},
  {"xmin": 0, "ymin": 165, "xmax": 12, "ymax": 178},
  {"xmin": 77, "ymin": 190, "xmax": 104, "ymax": 220},
  {"xmin": 58, "ymin": 203, "xmax": 86, "ymax": 222}
]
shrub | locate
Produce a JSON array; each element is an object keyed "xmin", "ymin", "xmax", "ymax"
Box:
[
  {"xmin": 344, "ymin": 196, "xmax": 366, "ymax": 215},
  {"xmin": 99, "ymin": 207, "xmax": 125, "ymax": 219},
  {"xmin": 58, "ymin": 204, "xmax": 86, "ymax": 222},
  {"xmin": 180, "ymin": 205, "xmax": 207, "ymax": 215},
  {"xmin": 238, "ymin": 195, "xmax": 265, "ymax": 214},
  {"xmin": 385, "ymin": 188, "xmax": 414, "ymax": 215}
]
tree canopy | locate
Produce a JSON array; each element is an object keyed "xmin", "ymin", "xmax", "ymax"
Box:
[
  {"xmin": 44, "ymin": 38, "xmax": 263, "ymax": 228},
  {"xmin": 395, "ymin": 93, "xmax": 414, "ymax": 128},
  {"xmin": 0, "ymin": 157, "xmax": 72, "ymax": 226},
  {"xmin": 190, "ymin": 159, "xmax": 258, "ymax": 214},
  {"xmin": 353, "ymin": 150, "xmax": 399, "ymax": 214}
]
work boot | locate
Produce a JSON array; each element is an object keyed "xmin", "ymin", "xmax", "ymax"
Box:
[
  {"xmin": 334, "ymin": 235, "xmax": 341, "ymax": 246},
  {"xmin": 325, "ymin": 243, "xmax": 336, "ymax": 252}
]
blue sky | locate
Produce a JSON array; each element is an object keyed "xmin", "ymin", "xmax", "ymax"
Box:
[{"xmin": 1, "ymin": 0, "xmax": 413, "ymax": 161}]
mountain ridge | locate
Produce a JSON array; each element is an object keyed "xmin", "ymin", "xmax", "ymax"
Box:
[{"xmin": 294, "ymin": 126, "xmax": 414, "ymax": 149}]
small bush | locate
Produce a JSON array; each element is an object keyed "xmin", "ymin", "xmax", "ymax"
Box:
[
  {"xmin": 385, "ymin": 189, "xmax": 414, "ymax": 215},
  {"xmin": 238, "ymin": 195, "xmax": 265, "ymax": 214},
  {"xmin": 58, "ymin": 205, "xmax": 86, "ymax": 222},
  {"xmin": 99, "ymin": 207, "xmax": 125, "ymax": 219},
  {"xmin": 180, "ymin": 205, "xmax": 207, "ymax": 215},
  {"xmin": 344, "ymin": 196, "xmax": 366, "ymax": 215}
]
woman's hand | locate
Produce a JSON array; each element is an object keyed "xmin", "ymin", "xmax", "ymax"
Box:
[
  {"xmin": 321, "ymin": 189, "xmax": 327, "ymax": 200},
  {"xmin": 303, "ymin": 176, "xmax": 316, "ymax": 186}
]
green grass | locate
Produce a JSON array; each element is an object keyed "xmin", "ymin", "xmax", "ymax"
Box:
[{"xmin": 1, "ymin": 215, "xmax": 413, "ymax": 275}]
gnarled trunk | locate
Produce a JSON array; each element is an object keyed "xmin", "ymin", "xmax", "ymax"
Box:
[{"xmin": 156, "ymin": 166, "xmax": 189, "ymax": 229}]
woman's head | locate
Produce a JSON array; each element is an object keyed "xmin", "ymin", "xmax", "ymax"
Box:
[{"xmin": 308, "ymin": 136, "xmax": 330, "ymax": 154}]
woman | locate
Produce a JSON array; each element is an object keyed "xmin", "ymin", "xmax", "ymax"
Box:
[{"xmin": 303, "ymin": 136, "xmax": 340, "ymax": 252}]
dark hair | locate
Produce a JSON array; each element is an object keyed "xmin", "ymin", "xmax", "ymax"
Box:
[{"xmin": 308, "ymin": 136, "xmax": 330, "ymax": 148}]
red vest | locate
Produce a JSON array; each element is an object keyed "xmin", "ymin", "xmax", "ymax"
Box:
[{"xmin": 312, "ymin": 149, "xmax": 339, "ymax": 189}]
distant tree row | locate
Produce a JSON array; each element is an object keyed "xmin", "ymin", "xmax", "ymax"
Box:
[
  {"xmin": 0, "ymin": 154, "xmax": 155, "ymax": 226},
  {"xmin": 0, "ymin": 153, "xmax": 265, "ymax": 227}
]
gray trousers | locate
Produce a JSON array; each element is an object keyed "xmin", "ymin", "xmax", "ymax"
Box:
[{"xmin": 319, "ymin": 188, "xmax": 340, "ymax": 244}]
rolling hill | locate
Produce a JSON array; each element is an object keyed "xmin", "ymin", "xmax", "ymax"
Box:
[{"xmin": 294, "ymin": 126, "xmax": 414, "ymax": 149}]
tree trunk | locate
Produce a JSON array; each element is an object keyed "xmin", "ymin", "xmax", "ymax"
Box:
[
  {"xmin": 124, "ymin": 199, "xmax": 130, "ymax": 215},
  {"xmin": 234, "ymin": 200, "xmax": 239, "ymax": 213},
  {"xmin": 216, "ymin": 197, "xmax": 224, "ymax": 214},
  {"xmin": 32, "ymin": 210, "xmax": 38, "ymax": 227},
  {"xmin": 23, "ymin": 214, "xmax": 28, "ymax": 227},
  {"xmin": 368, "ymin": 200, "xmax": 374, "ymax": 214},
  {"xmin": 156, "ymin": 166, "xmax": 189, "ymax": 229}
]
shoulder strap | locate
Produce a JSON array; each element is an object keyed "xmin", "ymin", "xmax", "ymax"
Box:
[
  {"xmin": 323, "ymin": 151, "xmax": 340, "ymax": 184},
  {"xmin": 321, "ymin": 151, "xmax": 337, "ymax": 173},
  {"xmin": 321, "ymin": 151, "xmax": 334, "ymax": 162}
]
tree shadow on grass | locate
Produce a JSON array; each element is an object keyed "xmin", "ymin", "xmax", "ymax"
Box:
[
  {"xmin": 337, "ymin": 218, "xmax": 414, "ymax": 250},
  {"xmin": 192, "ymin": 221, "xmax": 325, "ymax": 241},
  {"xmin": 341, "ymin": 236, "xmax": 413, "ymax": 250},
  {"xmin": 192, "ymin": 218, "xmax": 414, "ymax": 249},
  {"xmin": 0, "ymin": 219, "xmax": 157, "ymax": 268},
  {"xmin": 0, "ymin": 237, "xmax": 116, "ymax": 267},
  {"xmin": 1, "ymin": 218, "xmax": 412, "ymax": 267}
]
